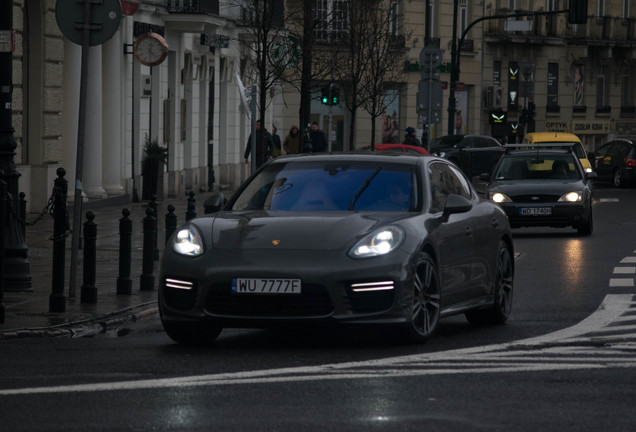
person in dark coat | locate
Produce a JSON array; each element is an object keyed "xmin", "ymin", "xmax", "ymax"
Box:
[
  {"xmin": 271, "ymin": 124, "xmax": 282, "ymax": 157},
  {"xmin": 244, "ymin": 119, "xmax": 274, "ymax": 167},
  {"xmin": 307, "ymin": 121, "xmax": 328, "ymax": 153},
  {"xmin": 283, "ymin": 125, "xmax": 301, "ymax": 154},
  {"xmin": 403, "ymin": 126, "xmax": 421, "ymax": 146}
]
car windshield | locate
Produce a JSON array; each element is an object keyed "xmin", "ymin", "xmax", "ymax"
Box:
[
  {"xmin": 232, "ymin": 160, "xmax": 418, "ymax": 212},
  {"xmin": 494, "ymin": 154, "xmax": 582, "ymax": 181}
]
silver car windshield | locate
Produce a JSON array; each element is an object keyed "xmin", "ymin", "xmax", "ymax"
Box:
[{"xmin": 232, "ymin": 161, "xmax": 418, "ymax": 212}]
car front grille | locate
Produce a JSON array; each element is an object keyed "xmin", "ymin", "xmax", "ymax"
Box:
[
  {"xmin": 512, "ymin": 194, "xmax": 559, "ymax": 203},
  {"xmin": 162, "ymin": 277, "xmax": 198, "ymax": 310},
  {"xmin": 205, "ymin": 283, "xmax": 334, "ymax": 317}
]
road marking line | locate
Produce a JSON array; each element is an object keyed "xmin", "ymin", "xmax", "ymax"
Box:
[
  {"xmin": 598, "ymin": 198, "xmax": 620, "ymax": 203},
  {"xmin": 613, "ymin": 267, "xmax": 636, "ymax": 274},
  {"xmin": 620, "ymin": 257, "xmax": 636, "ymax": 264},
  {"xmin": 610, "ymin": 278, "xmax": 635, "ymax": 287}
]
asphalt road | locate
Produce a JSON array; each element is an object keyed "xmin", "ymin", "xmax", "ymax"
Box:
[{"xmin": 1, "ymin": 180, "xmax": 635, "ymax": 431}]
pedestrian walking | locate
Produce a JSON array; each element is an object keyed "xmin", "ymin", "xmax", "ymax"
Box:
[
  {"xmin": 243, "ymin": 119, "xmax": 274, "ymax": 168},
  {"xmin": 271, "ymin": 124, "xmax": 282, "ymax": 157},
  {"xmin": 307, "ymin": 121, "xmax": 328, "ymax": 153},
  {"xmin": 403, "ymin": 127, "xmax": 421, "ymax": 146},
  {"xmin": 283, "ymin": 125, "xmax": 302, "ymax": 155}
]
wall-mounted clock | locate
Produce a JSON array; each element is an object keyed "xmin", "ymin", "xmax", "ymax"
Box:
[{"xmin": 133, "ymin": 32, "xmax": 168, "ymax": 67}]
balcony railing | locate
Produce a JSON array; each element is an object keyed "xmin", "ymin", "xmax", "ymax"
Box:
[{"xmin": 167, "ymin": 0, "xmax": 219, "ymax": 14}]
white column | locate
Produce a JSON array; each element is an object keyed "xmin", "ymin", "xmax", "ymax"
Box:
[
  {"xmin": 62, "ymin": 39, "xmax": 80, "ymax": 193},
  {"xmin": 102, "ymin": 31, "xmax": 125, "ymax": 196},
  {"xmin": 83, "ymin": 45, "xmax": 106, "ymax": 199}
]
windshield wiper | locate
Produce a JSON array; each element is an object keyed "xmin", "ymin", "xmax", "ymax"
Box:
[{"xmin": 348, "ymin": 167, "xmax": 382, "ymax": 210}]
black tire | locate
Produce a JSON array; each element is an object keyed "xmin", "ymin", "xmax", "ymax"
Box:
[
  {"xmin": 465, "ymin": 240, "xmax": 514, "ymax": 325},
  {"xmin": 613, "ymin": 168, "xmax": 622, "ymax": 188},
  {"xmin": 162, "ymin": 320, "xmax": 222, "ymax": 345},
  {"xmin": 577, "ymin": 205, "xmax": 593, "ymax": 236},
  {"xmin": 403, "ymin": 252, "xmax": 441, "ymax": 343}
]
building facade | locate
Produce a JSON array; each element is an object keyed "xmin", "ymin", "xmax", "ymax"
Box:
[{"xmin": 10, "ymin": 1, "xmax": 633, "ymax": 212}]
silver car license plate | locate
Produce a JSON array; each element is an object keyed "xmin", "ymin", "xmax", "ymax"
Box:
[
  {"xmin": 519, "ymin": 207, "xmax": 552, "ymax": 216},
  {"xmin": 232, "ymin": 278, "xmax": 302, "ymax": 294}
]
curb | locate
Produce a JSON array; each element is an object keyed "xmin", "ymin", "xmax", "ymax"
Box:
[{"xmin": 0, "ymin": 304, "xmax": 159, "ymax": 341}]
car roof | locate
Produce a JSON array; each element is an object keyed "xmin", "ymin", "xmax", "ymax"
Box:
[
  {"xmin": 273, "ymin": 151, "xmax": 428, "ymax": 166},
  {"xmin": 523, "ymin": 132, "xmax": 581, "ymax": 142}
]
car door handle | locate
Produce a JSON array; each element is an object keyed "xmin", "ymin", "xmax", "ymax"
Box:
[
  {"xmin": 464, "ymin": 226, "xmax": 473, "ymax": 236},
  {"xmin": 491, "ymin": 217, "xmax": 499, "ymax": 227}
]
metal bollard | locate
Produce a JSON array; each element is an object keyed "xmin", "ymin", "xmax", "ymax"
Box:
[
  {"xmin": 186, "ymin": 191, "xmax": 196, "ymax": 221},
  {"xmin": 117, "ymin": 208, "xmax": 132, "ymax": 295},
  {"xmin": 150, "ymin": 195, "xmax": 159, "ymax": 261},
  {"xmin": 0, "ymin": 172, "xmax": 7, "ymax": 323},
  {"xmin": 165, "ymin": 204, "xmax": 177, "ymax": 245},
  {"xmin": 140, "ymin": 207, "xmax": 156, "ymax": 291},
  {"xmin": 80, "ymin": 211, "xmax": 97, "ymax": 304},
  {"xmin": 49, "ymin": 168, "xmax": 68, "ymax": 312}
]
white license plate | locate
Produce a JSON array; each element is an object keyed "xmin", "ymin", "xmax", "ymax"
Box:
[
  {"xmin": 520, "ymin": 207, "xmax": 552, "ymax": 216},
  {"xmin": 232, "ymin": 278, "xmax": 302, "ymax": 294}
]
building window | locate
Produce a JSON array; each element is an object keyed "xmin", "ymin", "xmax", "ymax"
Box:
[
  {"xmin": 597, "ymin": 0, "xmax": 606, "ymax": 16},
  {"xmin": 508, "ymin": 0, "xmax": 517, "ymax": 10},
  {"xmin": 596, "ymin": 65, "xmax": 607, "ymax": 108},
  {"xmin": 315, "ymin": 0, "xmax": 350, "ymax": 43},
  {"xmin": 547, "ymin": 0, "xmax": 557, "ymax": 11},
  {"xmin": 621, "ymin": 69, "xmax": 633, "ymax": 107},
  {"xmin": 459, "ymin": 0, "xmax": 468, "ymax": 36},
  {"xmin": 389, "ymin": 1, "xmax": 398, "ymax": 36}
]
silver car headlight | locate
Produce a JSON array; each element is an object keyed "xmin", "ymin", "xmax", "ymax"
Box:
[
  {"xmin": 558, "ymin": 191, "xmax": 583, "ymax": 202},
  {"xmin": 172, "ymin": 225, "xmax": 204, "ymax": 256},
  {"xmin": 349, "ymin": 226, "xmax": 404, "ymax": 258},
  {"xmin": 490, "ymin": 192, "xmax": 512, "ymax": 203}
]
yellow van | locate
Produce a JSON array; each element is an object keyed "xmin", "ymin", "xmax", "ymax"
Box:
[{"xmin": 521, "ymin": 132, "xmax": 593, "ymax": 173}]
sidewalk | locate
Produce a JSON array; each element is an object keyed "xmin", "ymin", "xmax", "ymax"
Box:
[{"xmin": 0, "ymin": 188, "xmax": 224, "ymax": 340}]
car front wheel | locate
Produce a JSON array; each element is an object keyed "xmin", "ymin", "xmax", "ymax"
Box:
[
  {"xmin": 162, "ymin": 320, "xmax": 223, "ymax": 345},
  {"xmin": 403, "ymin": 252, "xmax": 441, "ymax": 343},
  {"xmin": 465, "ymin": 240, "xmax": 514, "ymax": 325}
]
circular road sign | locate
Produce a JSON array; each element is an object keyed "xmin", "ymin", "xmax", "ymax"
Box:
[{"xmin": 56, "ymin": 0, "xmax": 122, "ymax": 47}]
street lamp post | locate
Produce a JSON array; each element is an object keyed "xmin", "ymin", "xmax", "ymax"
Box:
[
  {"xmin": 0, "ymin": 3, "xmax": 32, "ymax": 291},
  {"xmin": 447, "ymin": 0, "xmax": 459, "ymax": 136}
]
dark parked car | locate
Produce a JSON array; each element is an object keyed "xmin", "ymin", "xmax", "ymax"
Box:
[
  {"xmin": 591, "ymin": 139, "xmax": 636, "ymax": 187},
  {"xmin": 159, "ymin": 153, "xmax": 514, "ymax": 345},
  {"xmin": 428, "ymin": 134, "xmax": 505, "ymax": 178},
  {"xmin": 482, "ymin": 146, "xmax": 595, "ymax": 235}
]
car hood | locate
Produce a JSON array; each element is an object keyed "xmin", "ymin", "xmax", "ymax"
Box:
[
  {"xmin": 203, "ymin": 211, "xmax": 409, "ymax": 250},
  {"xmin": 488, "ymin": 179, "xmax": 585, "ymax": 196}
]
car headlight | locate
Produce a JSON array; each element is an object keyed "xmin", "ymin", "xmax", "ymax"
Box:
[
  {"xmin": 172, "ymin": 225, "xmax": 204, "ymax": 256},
  {"xmin": 490, "ymin": 192, "xmax": 512, "ymax": 203},
  {"xmin": 558, "ymin": 191, "xmax": 582, "ymax": 202},
  {"xmin": 584, "ymin": 167, "xmax": 593, "ymax": 173},
  {"xmin": 349, "ymin": 226, "xmax": 404, "ymax": 258}
]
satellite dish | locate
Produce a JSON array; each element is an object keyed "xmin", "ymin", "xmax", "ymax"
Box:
[{"xmin": 235, "ymin": 72, "xmax": 251, "ymax": 117}]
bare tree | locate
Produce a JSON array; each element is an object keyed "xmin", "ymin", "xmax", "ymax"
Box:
[
  {"xmin": 359, "ymin": 1, "xmax": 408, "ymax": 148},
  {"xmin": 228, "ymin": 0, "xmax": 299, "ymax": 160}
]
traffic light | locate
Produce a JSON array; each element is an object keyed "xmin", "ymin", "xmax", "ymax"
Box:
[
  {"xmin": 331, "ymin": 87, "xmax": 339, "ymax": 105},
  {"xmin": 321, "ymin": 87, "xmax": 329, "ymax": 104},
  {"xmin": 568, "ymin": 0, "xmax": 588, "ymax": 24}
]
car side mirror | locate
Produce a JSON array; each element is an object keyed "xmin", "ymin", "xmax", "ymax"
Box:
[
  {"xmin": 442, "ymin": 194, "xmax": 473, "ymax": 222},
  {"xmin": 479, "ymin": 172, "xmax": 491, "ymax": 182},
  {"xmin": 204, "ymin": 193, "xmax": 226, "ymax": 214}
]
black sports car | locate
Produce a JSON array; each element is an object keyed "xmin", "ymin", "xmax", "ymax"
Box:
[
  {"xmin": 482, "ymin": 147, "xmax": 595, "ymax": 235},
  {"xmin": 159, "ymin": 153, "xmax": 514, "ymax": 345}
]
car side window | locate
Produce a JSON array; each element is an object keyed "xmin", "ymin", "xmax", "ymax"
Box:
[
  {"xmin": 475, "ymin": 138, "xmax": 495, "ymax": 148},
  {"xmin": 428, "ymin": 162, "xmax": 472, "ymax": 213}
]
